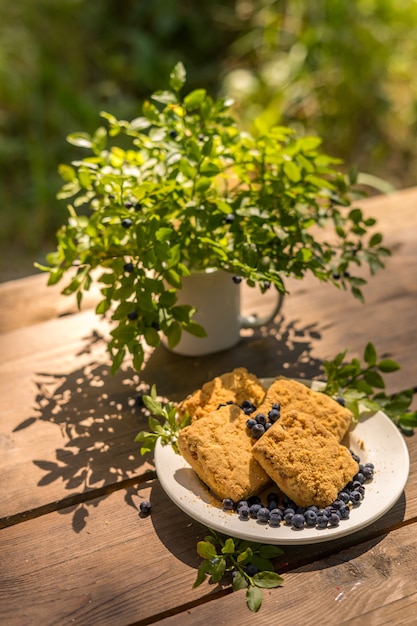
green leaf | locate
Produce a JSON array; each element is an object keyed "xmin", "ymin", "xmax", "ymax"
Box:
[
  {"xmin": 169, "ymin": 62, "xmax": 186, "ymax": 91},
  {"xmin": 232, "ymin": 571, "xmax": 248, "ymax": 591},
  {"xmin": 210, "ymin": 557, "xmax": 226, "ymax": 582},
  {"xmin": 195, "ymin": 177, "xmax": 212, "ymax": 192},
  {"xmin": 377, "ymin": 359, "xmax": 401, "ymax": 373},
  {"xmin": 184, "ymin": 89, "xmax": 207, "ymax": 110},
  {"xmin": 221, "ymin": 538, "xmax": 236, "ymax": 554},
  {"xmin": 166, "ymin": 322, "xmax": 182, "ymax": 348},
  {"xmin": 369, "ymin": 232, "xmax": 383, "ymax": 246},
  {"xmin": 252, "ymin": 571, "xmax": 284, "ymax": 589},
  {"xmin": 151, "ymin": 90, "xmax": 177, "ymax": 105},
  {"xmin": 196, "ymin": 541, "xmax": 217, "ymax": 560},
  {"xmin": 183, "ymin": 321, "xmax": 208, "ymax": 338},
  {"xmin": 283, "ymin": 160, "xmax": 301, "ymax": 182},
  {"xmin": 193, "ymin": 560, "xmax": 211, "ymax": 588},
  {"xmin": 156, "ymin": 227, "xmax": 173, "ymax": 243},
  {"xmin": 258, "ymin": 545, "xmax": 284, "ymax": 559},
  {"xmin": 247, "ymin": 585, "xmax": 263, "ymax": 612},
  {"xmin": 144, "ymin": 326, "xmax": 160, "ymax": 348},
  {"xmin": 363, "ymin": 370, "xmax": 385, "ymax": 389},
  {"xmin": 67, "ymin": 132, "xmax": 92, "ymax": 148},
  {"xmin": 237, "ymin": 547, "xmax": 253, "ymax": 564},
  {"xmin": 364, "ymin": 342, "xmax": 377, "ymax": 366}
]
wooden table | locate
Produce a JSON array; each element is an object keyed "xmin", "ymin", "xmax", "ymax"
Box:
[{"xmin": 1, "ymin": 187, "xmax": 416, "ymax": 625}]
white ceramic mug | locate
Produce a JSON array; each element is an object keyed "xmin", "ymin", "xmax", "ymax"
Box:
[{"xmin": 163, "ymin": 269, "xmax": 283, "ymax": 356}]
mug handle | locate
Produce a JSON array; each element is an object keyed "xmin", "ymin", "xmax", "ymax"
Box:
[{"xmin": 239, "ymin": 291, "xmax": 284, "ymax": 329}]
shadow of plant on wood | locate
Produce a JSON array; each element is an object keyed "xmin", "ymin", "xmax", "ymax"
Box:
[{"xmin": 12, "ymin": 313, "xmax": 327, "ymax": 531}]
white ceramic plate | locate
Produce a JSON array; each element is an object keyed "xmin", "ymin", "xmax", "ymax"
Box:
[{"xmin": 154, "ymin": 381, "xmax": 410, "ymax": 545}]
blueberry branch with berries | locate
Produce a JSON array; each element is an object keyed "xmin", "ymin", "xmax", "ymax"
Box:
[
  {"xmin": 36, "ymin": 61, "xmax": 390, "ymax": 375},
  {"xmin": 193, "ymin": 530, "xmax": 284, "ymax": 613},
  {"xmin": 321, "ymin": 342, "xmax": 417, "ymax": 434}
]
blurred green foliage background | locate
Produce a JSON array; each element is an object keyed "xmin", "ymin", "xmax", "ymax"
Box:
[{"xmin": 1, "ymin": 0, "xmax": 417, "ymax": 280}]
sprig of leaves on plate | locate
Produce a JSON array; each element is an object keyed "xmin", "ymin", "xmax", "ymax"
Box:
[
  {"xmin": 322, "ymin": 342, "xmax": 417, "ymax": 434},
  {"xmin": 193, "ymin": 530, "xmax": 283, "ymax": 612},
  {"xmin": 134, "ymin": 384, "xmax": 190, "ymax": 454}
]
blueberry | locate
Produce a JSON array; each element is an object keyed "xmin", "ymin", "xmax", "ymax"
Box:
[
  {"xmin": 255, "ymin": 413, "xmax": 267, "ymax": 425},
  {"xmin": 363, "ymin": 465, "xmax": 374, "ymax": 480},
  {"xmin": 267, "ymin": 499, "xmax": 279, "ymax": 511},
  {"xmin": 139, "ymin": 500, "xmax": 151, "ymax": 516},
  {"xmin": 251, "ymin": 423, "xmax": 265, "ymax": 438},
  {"xmin": 239, "ymin": 506, "xmax": 250, "ymax": 520},
  {"xmin": 263, "ymin": 281, "xmax": 271, "ymax": 290},
  {"xmin": 354, "ymin": 472, "xmax": 365, "ymax": 484},
  {"xmin": 271, "ymin": 403, "xmax": 281, "ymax": 411},
  {"xmin": 232, "ymin": 276, "xmax": 242, "ymax": 284},
  {"xmin": 124, "ymin": 262, "xmax": 134, "ymax": 273},
  {"xmin": 246, "ymin": 563, "xmax": 259, "ymax": 577},
  {"xmin": 316, "ymin": 515, "xmax": 329, "ymax": 529},
  {"xmin": 134, "ymin": 202, "xmax": 143, "ymax": 211},
  {"xmin": 247, "ymin": 495, "xmax": 262, "ymax": 506},
  {"xmin": 338, "ymin": 491, "xmax": 350, "ymax": 505},
  {"xmin": 257, "ymin": 507, "xmax": 270, "ymax": 523},
  {"xmin": 267, "ymin": 492, "xmax": 280, "ymax": 502},
  {"xmin": 249, "ymin": 503, "xmax": 262, "ymax": 518},
  {"xmin": 292, "ymin": 514, "xmax": 305, "ymax": 529},
  {"xmin": 246, "ymin": 418, "xmax": 257, "ymax": 429},
  {"xmin": 124, "ymin": 201, "xmax": 134, "ymax": 208},
  {"xmin": 269, "ymin": 509, "xmax": 282, "ymax": 526},
  {"xmin": 241, "ymin": 400, "xmax": 256, "ymax": 414},
  {"xmin": 169, "ymin": 130, "xmax": 178, "ymax": 139},
  {"xmin": 282, "ymin": 496, "xmax": 296, "ymax": 508},
  {"xmin": 304, "ymin": 509, "xmax": 317, "ymax": 526},
  {"xmin": 268, "ymin": 408, "xmax": 280, "ymax": 423},
  {"xmin": 265, "ymin": 422, "xmax": 272, "ymax": 431},
  {"xmin": 236, "ymin": 500, "xmax": 249, "ymax": 511},
  {"xmin": 350, "ymin": 490, "xmax": 362, "ymax": 505},
  {"xmin": 328, "ymin": 512, "xmax": 340, "ymax": 527},
  {"xmin": 350, "ymin": 450, "xmax": 361, "ymax": 463},
  {"xmin": 339, "ymin": 505, "xmax": 350, "ymax": 520},
  {"xmin": 225, "ymin": 213, "xmax": 235, "ymax": 224},
  {"xmin": 121, "ymin": 218, "xmax": 133, "ymax": 228},
  {"xmin": 284, "ymin": 510, "xmax": 294, "ymax": 525},
  {"xmin": 127, "ymin": 311, "xmax": 138, "ymax": 321},
  {"xmin": 222, "ymin": 498, "xmax": 234, "ymax": 511},
  {"xmin": 336, "ymin": 396, "xmax": 346, "ymax": 406}
]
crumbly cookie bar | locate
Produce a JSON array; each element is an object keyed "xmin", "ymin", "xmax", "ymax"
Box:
[
  {"xmin": 252, "ymin": 410, "xmax": 359, "ymax": 508},
  {"xmin": 177, "ymin": 367, "xmax": 267, "ymax": 422},
  {"xmin": 257, "ymin": 376, "xmax": 353, "ymax": 441},
  {"xmin": 177, "ymin": 404, "xmax": 271, "ymax": 502}
]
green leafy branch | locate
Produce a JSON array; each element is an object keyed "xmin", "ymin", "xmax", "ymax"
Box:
[
  {"xmin": 322, "ymin": 342, "xmax": 417, "ymax": 434},
  {"xmin": 134, "ymin": 385, "xmax": 190, "ymax": 454},
  {"xmin": 193, "ymin": 530, "xmax": 283, "ymax": 613}
]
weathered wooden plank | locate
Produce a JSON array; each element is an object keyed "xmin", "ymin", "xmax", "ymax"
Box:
[
  {"xmin": 0, "ymin": 312, "xmax": 155, "ymax": 522},
  {"xmin": 0, "ymin": 272, "xmax": 101, "ymax": 333}
]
